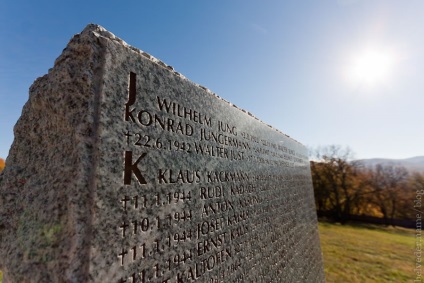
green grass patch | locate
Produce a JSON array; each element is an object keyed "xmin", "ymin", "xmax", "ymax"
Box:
[{"xmin": 318, "ymin": 221, "xmax": 416, "ymax": 282}]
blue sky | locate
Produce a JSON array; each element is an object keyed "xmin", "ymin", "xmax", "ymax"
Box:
[{"xmin": 1, "ymin": 0, "xmax": 423, "ymax": 160}]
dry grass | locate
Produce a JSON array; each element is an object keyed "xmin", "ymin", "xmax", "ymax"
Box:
[{"xmin": 318, "ymin": 221, "xmax": 417, "ymax": 282}]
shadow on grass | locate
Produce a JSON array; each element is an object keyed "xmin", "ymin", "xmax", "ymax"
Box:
[{"xmin": 318, "ymin": 218, "xmax": 414, "ymax": 236}]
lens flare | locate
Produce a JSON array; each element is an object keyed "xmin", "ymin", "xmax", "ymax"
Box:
[{"xmin": 348, "ymin": 48, "xmax": 394, "ymax": 86}]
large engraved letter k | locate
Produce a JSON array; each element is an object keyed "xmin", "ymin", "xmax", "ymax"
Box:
[{"xmin": 124, "ymin": 151, "xmax": 147, "ymax": 185}]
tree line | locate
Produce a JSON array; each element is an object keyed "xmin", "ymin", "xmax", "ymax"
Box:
[{"xmin": 310, "ymin": 145, "xmax": 423, "ymax": 225}]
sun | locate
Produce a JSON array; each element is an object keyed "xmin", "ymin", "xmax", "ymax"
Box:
[{"xmin": 347, "ymin": 48, "xmax": 394, "ymax": 86}]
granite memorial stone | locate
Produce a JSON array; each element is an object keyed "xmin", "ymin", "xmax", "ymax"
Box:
[{"xmin": 0, "ymin": 24, "xmax": 325, "ymax": 282}]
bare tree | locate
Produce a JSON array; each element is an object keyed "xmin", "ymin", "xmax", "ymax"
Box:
[
  {"xmin": 311, "ymin": 145, "xmax": 363, "ymax": 223},
  {"xmin": 366, "ymin": 164, "xmax": 408, "ymax": 225}
]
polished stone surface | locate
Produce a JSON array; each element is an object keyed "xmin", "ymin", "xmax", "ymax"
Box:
[{"xmin": 0, "ymin": 24, "xmax": 325, "ymax": 282}]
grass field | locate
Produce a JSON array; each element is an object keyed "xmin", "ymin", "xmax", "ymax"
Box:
[{"xmin": 318, "ymin": 221, "xmax": 417, "ymax": 282}]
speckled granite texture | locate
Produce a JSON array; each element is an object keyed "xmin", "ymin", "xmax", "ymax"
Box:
[{"xmin": 0, "ymin": 24, "xmax": 325, "ymax": 283}]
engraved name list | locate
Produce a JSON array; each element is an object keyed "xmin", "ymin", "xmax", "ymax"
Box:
[{"xmin": 114, "ymin": 72, "xmax": 319, "ymax": 283}]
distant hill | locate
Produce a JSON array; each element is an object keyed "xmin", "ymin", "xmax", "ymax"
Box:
[{"xmin": 357, "ymin": 156, "xmax": 424, "ymax": 173}]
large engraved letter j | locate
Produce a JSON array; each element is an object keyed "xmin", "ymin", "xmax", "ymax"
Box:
[{"xmin": 125, "ymin": 72, "xmax": 137, "ymax": 122}]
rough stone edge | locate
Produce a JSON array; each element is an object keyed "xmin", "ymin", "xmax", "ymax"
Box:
[
  {"xmin": 0, "ymin": 24, "xmax": 108, "ymax": 283},
  {"xmin": 82, "ymin": 23, "xmax": 302, "ymax": 145}
]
